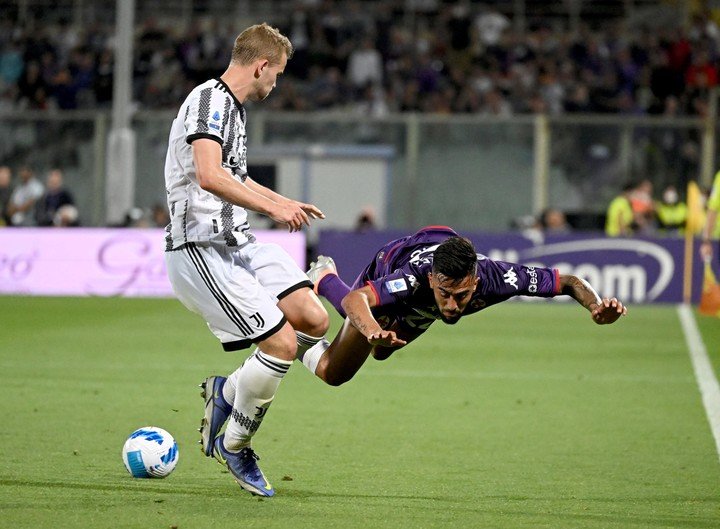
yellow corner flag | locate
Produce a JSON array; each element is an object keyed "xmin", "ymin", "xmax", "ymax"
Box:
[
  {"xmin": 687, "ymin": 181, "xmax": 705, "ymax": 234},
  {"xmin": 699, "ymin": 261, "xmax": 720, "ymax": 317}
]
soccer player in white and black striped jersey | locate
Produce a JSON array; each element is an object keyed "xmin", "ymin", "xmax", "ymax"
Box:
[{"xmin": 163, "ymin": 23, "xmax": 328, "ymax": 497}]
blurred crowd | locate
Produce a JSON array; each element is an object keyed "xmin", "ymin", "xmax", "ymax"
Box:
[
  {"xmin": 0, "ymin": 162, "xmax": 175, "ymax": 228},
  {"xmin": 2, "ymin": 2, "xmax": 720, "ymax": 116},
  {"xmin": 602, "ymin": 178, "xmax": 719, "ymax": 238},
  {"xmin": 513, "ymin": 178, "xmax": 720, "ymax": 239},
  {"xmin": 0, "ymin": 165, "xmax": 79, "ymax": 227}
]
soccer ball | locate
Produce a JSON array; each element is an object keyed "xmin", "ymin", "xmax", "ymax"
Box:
[{"xmin": 122, "ymin": 426, "xmax": 179, "ymax": 478}]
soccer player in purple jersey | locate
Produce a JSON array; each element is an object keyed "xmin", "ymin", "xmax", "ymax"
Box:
[{"xmin": 300, "ymin": 225, "xmax": 627, "ymax": 386}]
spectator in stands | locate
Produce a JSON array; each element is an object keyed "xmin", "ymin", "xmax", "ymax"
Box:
[
  {"xmin": 444, "ymin": 2, "xmax": 473, "ymax": 70},
  {"xmin": 151, "ymin": 203, "xmax": 170, "ymax": 228},
  {"xmin": 49, "ymin": 67, "xmax": 79, "ymax": 109},
  {"xmin": 0, "ymin": 40, "xmax": 24, "ymax": 86},
  {"xmin": 684, "ymin": 49, "xmax": 717, "ymax": 91},
  {"xmin": 0, "ymin": 165, "xmax": 13, "ymax": 226},
  {"xmin": 2, "ymin": 3, "xmax": 720, "ymax": 118},
  {"xmin": 540, "ymin": 207, "xmax": 572, "ymax": 234},
  {"xmin": 354, "ymin": 206, "xmax": 377, "ymax": 232},
  {"xmin": 629, "ymin": 178, "xmax": 656, "ymax": 235},
  {"xmin": 35, "ymin": 168, "xmax": 75, "ymax": 226},
  {"xmin": 121, "ymin": 207, "xmax": 150, "ymax": 228},
  {"xmin": 353, "ymin": 82, "xmax": 390, "ymax": 118},
  {"xmin": 700, "ymin": 171, "xmax": 720, "ymax": 265},
  {"xmin": 605, "ymin": 183, "xmax": 635, "ymax": 237},
  {"xmin": 346, "ymin": 37, "xmax": 383, "ymax": 92},
  {"xmin": 54, "ymin": 204, "xmax": 79, "ymax": 227},
  {"xmin": 474, "ymin": 5, "xmax": 510, "ymax": 49},
  {"xmin": 16, "ymin": 60, "xmax": 48, "ymax": 109},
  {"xmin": 6, "ymin": 165, "xmax": 43, "ymax": 226},
  {"xmin": 511, "ymin": 214, "xmax": 543, "ymax": 244},
  {"xmin": 93, "ymin": 50, "xmax": 114, "ymax": 107},
  {"xmin": 655, "ymin": 184, "xmax": 687, "ymax": 236}
]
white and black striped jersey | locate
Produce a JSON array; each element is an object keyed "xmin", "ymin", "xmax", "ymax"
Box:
[{"xmin": 164, "ymin": 78, "xmax": 254, "ymax": 250}]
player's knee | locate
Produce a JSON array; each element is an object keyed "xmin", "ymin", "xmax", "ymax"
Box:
[
  {"xmin": 280, "ymin": 288, "xmax": 330, "ymax": 337},
  {"xmin": 294, "ymin": 302, "xmax": 330, "ymax": 337}
]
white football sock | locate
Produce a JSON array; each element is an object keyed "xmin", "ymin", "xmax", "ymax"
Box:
[
  {"xmin": 295, "ymin": 331, "xmax": 324, "ymax": 362},
  {"xmin": 223, "ymin": 350, "xmax": 292, "ymax": 451},
  {"xmin": 298, "ymin": 337, "xmax": 330, "ymax": 375},
  {"xmin": 222, "ymin": 350, "xmax": 255, "ymax": 405}
]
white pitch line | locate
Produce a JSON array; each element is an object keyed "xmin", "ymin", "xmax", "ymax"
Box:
[{"xmin": 677, "ymin": 303, "xmax": 720, "ymax": 462}]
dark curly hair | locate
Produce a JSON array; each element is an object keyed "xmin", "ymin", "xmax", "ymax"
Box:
[{"xmin": 432, "ymin": 236, "xmax": 477, "ymax": 281}]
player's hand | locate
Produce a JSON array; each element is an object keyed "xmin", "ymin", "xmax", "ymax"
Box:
[
  {"xmin": 367, "ymin": 330, "xmax": 407, "ymax": 348},
  {"xmin": 591, "ymin": 298, "xmax": 627, "ymax": 325},
  {"xmin": 294, "ymin": 201, "xmax": 325, "ymax": 220},
  {"xmin": 271, "ymin": 202, "xmax": 310, "ymax": 232}
]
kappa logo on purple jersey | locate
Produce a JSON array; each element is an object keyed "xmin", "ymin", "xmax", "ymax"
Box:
[{"xmin": 503, "ymin": 267, "xmax": 519, "ymax": 289}]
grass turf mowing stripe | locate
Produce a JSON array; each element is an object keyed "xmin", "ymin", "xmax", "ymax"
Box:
[
  {"xmin": 677, "ymin": 303, "xmax": 720, "ymax": 462},
  {"xmin": 2, "ymin": 297, "xmax": 719, "ymax": 528}
]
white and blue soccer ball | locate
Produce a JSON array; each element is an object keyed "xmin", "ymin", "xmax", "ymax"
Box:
[{"xmin": 122, "ymin": 426, "xmax": 179, "ymax": 478}]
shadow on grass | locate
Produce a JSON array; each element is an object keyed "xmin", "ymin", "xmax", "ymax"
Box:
[
  {"xmin": 4, "ymin": 477, "xmax": 718, "ymax": 528},
  {"xmin": 279, "ymin": 487, "xmax": 457, "ymax": 502},
  {"xmin": 0, "ymin": 478, "xmax": 226, "ymax": 497},
  {"xmin": 0, "ymin": 478, "xmax": 457, "ymax": 503}
]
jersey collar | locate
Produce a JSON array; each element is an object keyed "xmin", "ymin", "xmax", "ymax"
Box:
[{"xmin": 215, "ymin": 77, "xmax": 246, "ymax": 119}]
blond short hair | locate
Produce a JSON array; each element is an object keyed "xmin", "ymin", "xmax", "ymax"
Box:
[{"xmin": 231, "ymin": 23, "xmax": 293, "ymax": 66}]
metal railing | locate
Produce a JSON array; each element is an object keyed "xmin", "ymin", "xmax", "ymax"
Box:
[{"xmin": 1, "ymin": 108, "xmax": 716, "ymax": 230}]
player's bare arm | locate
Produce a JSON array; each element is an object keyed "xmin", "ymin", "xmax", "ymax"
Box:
[
  {"xmin": 341, "ymin": 286, "xmax": 407, "ymax": 347},
  {"xmin": 559, "ymin": 274, "xmax": 627, "ymax": 325},
  {"xmin": 192, "ymin": 138, "xmax": 313, "ymax": 231},
  {"xmin": 244, "ymin": 177, "xmax": 325, "ymax": 220}
]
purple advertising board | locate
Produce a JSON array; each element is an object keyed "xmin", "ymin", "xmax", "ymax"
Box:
[
  {"xmin": 0, "ymin": 228, "xmax": 306, "ymax": 297},
  {"xmin": 317, "ymin": 229, "xmax": 706, "ymax": 304}
]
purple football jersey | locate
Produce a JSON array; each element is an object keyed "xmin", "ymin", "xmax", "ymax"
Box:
[{"xmin": 352, "ymin": 226, "xmax": 560, "ymax": 338}]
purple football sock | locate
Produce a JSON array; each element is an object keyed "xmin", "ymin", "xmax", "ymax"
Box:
[{"xmin": 318, "ymin": 274, "xmax": 350, "ymax": 318}]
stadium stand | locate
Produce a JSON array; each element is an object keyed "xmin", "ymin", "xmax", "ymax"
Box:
[{"xmin": 0, "ymin": 0, "xmax": 715, "ymax": 117}]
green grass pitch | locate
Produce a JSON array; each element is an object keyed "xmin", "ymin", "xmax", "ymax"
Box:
[{"xmin": 1, "ymin": 296, "xmax": 719, "ymax": 528}]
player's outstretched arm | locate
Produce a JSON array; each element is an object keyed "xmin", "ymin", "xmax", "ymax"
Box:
[
  {"xmin": 341, "ymin": 286, "xmax": 407, "ymax": 347},
  {"xmin": 244, "ymin": 177, "xmax": 325, "ymax": 220},
  {"xmin": 192, "ymin": 139, "xmax": 320, "ymax": 232},
  {"xmin": 559, "ymin": 274, "xmax": 627, "ymax": 325}
]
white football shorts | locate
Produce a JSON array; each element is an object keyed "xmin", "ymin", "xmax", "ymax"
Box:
[{"xmin": 165, "ymin": 241, "xmax": 312, "ymax": 351}]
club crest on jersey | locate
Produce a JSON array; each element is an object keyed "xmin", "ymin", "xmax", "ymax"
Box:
[
  {"xmin": 503, "ymin": 267, "xmax": 519, "ymax": 289},
  {"xmin": 386, "ymin": 278, "xmax": 407, "ymax": 293}
]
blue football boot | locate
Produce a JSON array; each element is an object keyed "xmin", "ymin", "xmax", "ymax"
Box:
[
  {"xmin": 213, "ymin": 434, "xmax": 275, "ymax": 497},
  {"xmin": 198, "ymin": 376, "xmax": 231, "ymax": 457}
]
